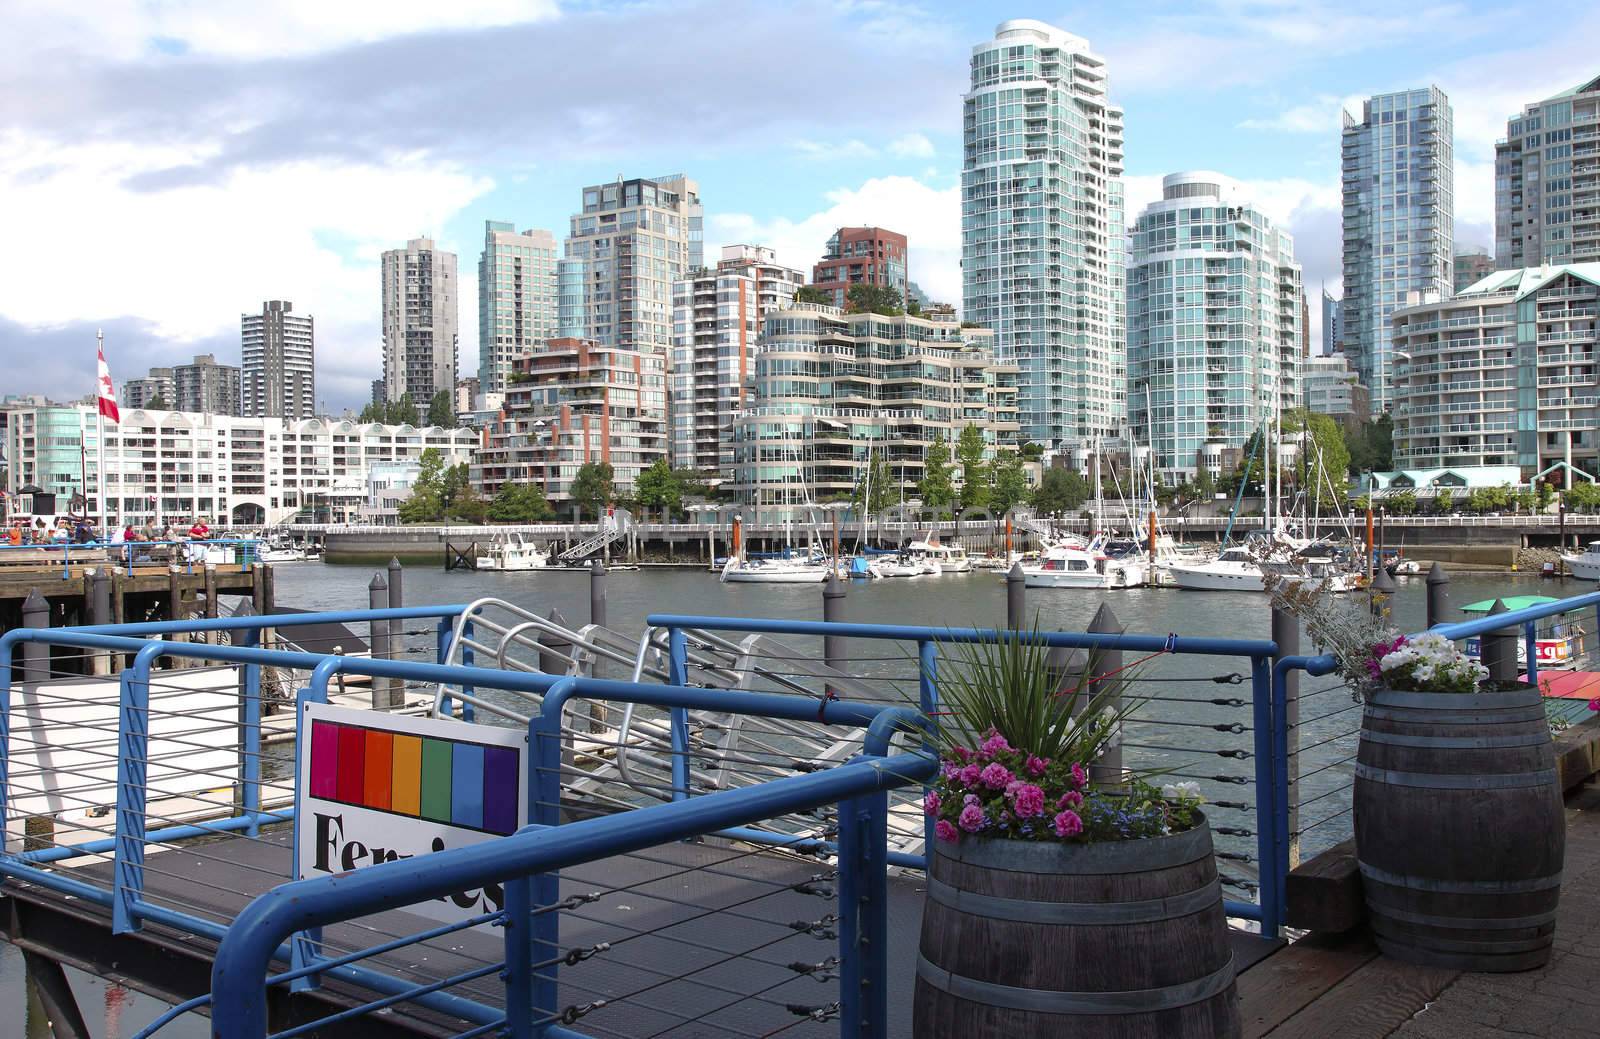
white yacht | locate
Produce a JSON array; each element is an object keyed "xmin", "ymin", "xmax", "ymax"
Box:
[
  {"xmin": 1021, "ymin": 536, "xmax": 1144, "ymax": 589},
  {"xmin": 905, "ymin": 537, "xmax": 972, "ymax": 573},
  {"xmin": 476, "ymin": 534, "xmax": 551, "ymax": 572},
  {"xmin": 1169, "ymin": 546, "xmax": 1268, "ymax": 592},
  {"xmin": 871, "ymin": 554, "xmax": 928, "ymax": 578},
  {"xmin": 1561, "ymin": 541, "xmax": 1600, "ymax": 580},
  {"xmin": 719, "ymin": 552, "xmax": 831, "ymax": 584}
]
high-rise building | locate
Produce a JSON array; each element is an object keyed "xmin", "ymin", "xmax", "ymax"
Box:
[
  {"xmin": 123, "ymin": 368, "xmax": 175, "ymax": 410},
  {"xmin": 1453, "ymin": 246, "xmax": 1495, "ymax": 293},
  {"xmin": 1341, "ymin": 87, "xmax": 1454, "ymax": 413},
  {"xmin": 1495, "ymin": 77, "xmax": 1600, "ymax": 269},
  {"xmin": 562, "ymin": 175, "xmax": 702, "ymax": 355},
  {"xmin": 173, "ymin": 354, "xmax": 242, "ymax": 415},
  {"xmin": 730, "ymin": 305, "xmax": 1017, "ymax": 507},
  {"xmin": 1321, "ymin": 288, "xmax": 1342, "ymax": 356},
  {"xmin": 1303, "ymin": 354, "xmax": 1369, "ymax": 432},
  {"xmin": 381, "ymin": 237, "xmax": 459, "ymax": 406},
  {"xmin": 241, "ymin": 300, "xmax": 316, "ymax": 419},
  {"xmin": 962, "ymin": 20, "xmax": 1125, "ymax": 451},
  {"xmin": 472, "ymin": 338, "xmax": 667, "ymax": 505},
  {"xmin": 670, "ymin": 245, "xmax": 805, "ymax": 479},
  {"xmin": 477, "ymin": 221, "xmax": 559, "ymax": 394},
  {"xmin": 809, "ymin": 227, "xmax": 909, "ymax": 308},
  {"xmin": 1392, "ymin": 263, "xmax": 1600, "ymax": 473},
  {"xmin": 1127, "ymin": 173, "xmax": 1303, "ymax": 485}
]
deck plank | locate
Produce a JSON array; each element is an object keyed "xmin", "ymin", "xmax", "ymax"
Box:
[
  {"xmin": 1260, "ymin": 953, "xmax": 1458, "ymax": 1039},
  {"xmin": 1237, "ymin": 929, "xmax": 1378, "ymax": 1038}
]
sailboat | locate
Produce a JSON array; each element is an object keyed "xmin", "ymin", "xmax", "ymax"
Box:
[{"xmin": 720, "ymin": 422, "xmax": 833, "ymax": 583}]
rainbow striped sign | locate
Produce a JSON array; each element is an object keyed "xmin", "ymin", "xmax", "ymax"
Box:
[{"xmin": 307, "ymin": 717, "xmax": 520, "ymax": 835}]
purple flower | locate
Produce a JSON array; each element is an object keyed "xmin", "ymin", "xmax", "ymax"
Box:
[
  {"xmin": 1056, "ymin": 790, "xmax": 1084, "ymax": 809},
  {"xmin": 980, "ymin": 763, "xmax": 1014, "ymax": 790},
  {"xmin": 1025, "ymin": 755, "xmax": 1050, "ymax": 777},
  {"xmin": 963, "ymin": 793, "xmax": 980, "ymax": 807},
  {"xmin": 940, "ymin": 763, "xmax": 962, "ymax": 782},
  {"xmin": 1069, "ymin": 763, "xmax": 1088, "ymax": 790},
  {"xmin": 1053, "ymin": 810, "xmax": 1084, "ymax": 838},
  {"xmin": 956, "ymin": 763, "xmax": 982, "ymax": 788},
  {"xmin": 958, "ymin": 803, "xmax": 987, "ymax": 832},
  {"xmin": 923, "ymin": 791, "xmax": 941, "ymax": 817},
  {"xmin": 981, "ymin": 729, "xmax": 1013, "ymax": 757},
  {"xmin": 935, "ymin": 820, "xmax": 959, "ymax": 843},
  {"xmin": 1012, "ymin": 783, "xmax": 1045, "ymax": 818}
]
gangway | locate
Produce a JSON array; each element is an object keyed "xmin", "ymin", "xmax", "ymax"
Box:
[{"xmin": 556, "ymin": 508, "xmax": 631, "ymax": 563}]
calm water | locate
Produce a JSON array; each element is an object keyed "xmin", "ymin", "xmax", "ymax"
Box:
[{"xmin": 6, "ymin": 561, "xmax": 1590, "ymax": 1033}]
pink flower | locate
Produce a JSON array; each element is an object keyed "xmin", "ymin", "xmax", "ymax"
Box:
[
  {"xmin": 1025, "ymin": 755, "xmax": 1050, "ymax": 777},
  {"xmin": 1069, "ymin": 763, "xmax": 1088, "ymax": 790},
  {"xmin": 963, "ymin": 793, "xmax": 980, "ymax": 806},
  {"xmin": 940, "ymin": 763, "xmax": 962, "ymax": 782},
  {"xmin": 1590, "ymin": 697, "xmax": 1600, "ymax": 712},
  {"xmin": 935, "ymin": 820, "xmax": 959, "ymax": 843},
  {"xmin": 981, "ymin": 729, "xmax": 1013, "ymax": 757},
  {"xmin": 923, "ymin": 791, "xmax": 941, "ymax": 817},
  {"xmin": 1012, "ymin": 783, "xmax": 1045, "ymax": 818},
  {"xmin": 1053, "ymin": 810, "xmax": 1084, "ymax": 838},
  {"xmin": 958, "ymin": 804, "xmax": 987, "ymax": 832},
  {"xmin": 979, "ymin": 763, "xmax": 1014, "ymax": 790},
  {"xmin": 1056, "ymin": 790, "xmax": 1084, "ymax": 809},
  {"xmin": 957, "ymin": 764, "xmax": 982, "ymax": 788},
  {"xmin": 952, "ymin": 746, "xmax": 971, "ymax": 762}
]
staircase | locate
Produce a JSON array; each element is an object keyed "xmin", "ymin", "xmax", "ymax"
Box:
[{"xmin": 558, "ymin": 508, "xmax": 632, "ymax": 563}]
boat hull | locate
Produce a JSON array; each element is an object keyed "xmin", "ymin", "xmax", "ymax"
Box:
[
  {"xmin": 1561, "ymin": 554, "xmax": 1600, "ymax": 580},
  {"xmin": 1169, "ymin": 563, "xmax": 1267, "ymax": 592},
  {"xmin": 721, "ymin": 568, "xmax": 830, "ymax": 584},
  {"xmin": 1021, "ymin": 568, "xmax": 1110, "ymax": 589}
]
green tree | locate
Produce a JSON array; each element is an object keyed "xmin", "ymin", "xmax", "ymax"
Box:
[
  {"xmin": 634, "ymin": 459, "xmax": 687, "ymax": 515},
  {"xmin": 955, "ymin": 424, "xmax": 990, "ymax": 510},
  {"xmin": 449, "ymin": 481, "xmax": 487, "ymax": 523},
  {"xmin": 1565, "ymin": 482, "xmax": 1600, "ymax": 513},
  {"xmin": 906, "ymin": 296, "xmax": 923, "ymax": 316},
  {"xmin": 147, "ymin": 394, "xmax": 169, "ymax": 410},
  {"xmin": 360, "ymin": 394, "xmax": 421, "ymax": 426},
  {"xmin": 795, "ymin": 285, "xmax": 832, "ymax": 306},
  {"xmin": 1432, "ymin": 488, "xmax": 1455, "ymax": 514},
  {"xmin": 1345, "ymin": 414, "xmax": 1394, "ymax": 476},
  {"xmin": 1032, "ymin": 466, "xmax": 1090, "ymax": 514},
  {"xmin": 852, "ymin": 454, "xmax": 894, "ymax": 515},
  {"xmin": 989, "ymin": 451, "xmax": 1029, "ymax": 514},
  {"xmin": 845, "ymin": 283, "xmax": 904, "ymax": 316},
  {"xmin": 1537, "ymin": 481, "xmax": 1556, "ymax": 511},
  {"xmin": 486, "ymin": 482, "xmax": 553, "ymax": 522},
  {"xmin": 396, "ymin": 448, "xmax": 448, "ymax": 523},
  {"xmin": 1387, "ymin": 489, "xmax": 1419, "ymax": 516},
  {"xmin": 427, "ymin": 390, "xmax": 456, "ymax": 428},
  {"xmin": 1019, "ymin": 441, "xmax": 1045, "ymax": 461},
  {"xmin": 1466, "ymin": 485, "xmax": 1511, "ymax": 514},
  {"xmin": 1294, "ymin": 410, "xmax": 1351, "ymax": 507},
  {"xmin": 918, "ymin": 434, "xmax": 955, "ymax": 512},
  {"xmin": 569, "ymin": 461, "xmax": 614, "ymax": 519}
]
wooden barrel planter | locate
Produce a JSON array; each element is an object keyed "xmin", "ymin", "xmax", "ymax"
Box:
[
  {"xmin": 1355, "ymin": 686, "xmax": 1564, "ymax": 972},
  {"xmin": 914, "ymin": 816, "xmax": 1239, "ymax": 1038}
]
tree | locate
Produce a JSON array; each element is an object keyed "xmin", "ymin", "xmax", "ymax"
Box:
[
  {"xmin": 1433, "ymin": 489, "xmax": 1455, "ymax": 514},
  {"xmin": 1466, "ymin": 485, "xmax": 1510, "ymax": 514},
  {"xmin": 906, "ymin": 296, "xmax": 923, "ymax": 316},
  {"xmin": 635, "ymin": 459, "xmax": 687, "ymax": 515},
  {"xmin": 1387, "ymin": 490, "xmax": 1420, "ymax": 516},
  {"xmin": 955, "ymin": 424, "xmax": 990, "ymax": 510},
  {"xmin": 1537, "ymin": 481, "xmax": 1556, "ymax": 511},
  {"xmin": 428, "ymin": 390, "xmax": 456, "ymax": 428},
  {"xmin": 990, "ymin": 452, "xmax": 1029, "ymax": 514},
  {"xmin": 1019, "ymin": 441, "xmax": 1045, "ymax": 461},
  {"xmin": 1345, "ymin": 414, "xmax": 1394, "ymax": 476},
  {"xmin": 1032, "ymin": 467, "xmax": 1091, "ymax": 514},
  {"xmin": 1295, "ymin": 410, "xmax": 1350, "ymax": 508},
  {"xmin": 397, "ymin": 447, "xmax": 449, "ymax": 523},
  {"xmin": 569, "ymin": 462, "xmax": 614, "ymax": 519},
  {"xmin": 1565, "ymin": 482, "xmax": 1600, "ymax": 513},
  {"xmin": 360, "ymin": 394, "xmax": 420, "ymax": 426},
  {"xmin": 449, "ymin": 481, "xmax": 487, "ymax": 523},
  {"xmin": 486, "ymin": 482, "xmax": 553, "ymax": 522},
  {"xmin": 795, "ymin": 285, "xmax": 832, "ymax": 306},
  {"xmin": 853, "ymin": 454, "xmax": 893, "ymax": 515},
  {"xmin": 918, "ymin": 435, "xmax": 955, "ymax": 512},
  {"xmin": 147, "ymin": 394, "xmax": 169, "ymax": 409},
  {"xmin": 845, "ymin": 283, "xmax": 904, "ymax": 316}
]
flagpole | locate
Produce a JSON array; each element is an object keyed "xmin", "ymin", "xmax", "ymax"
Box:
[{"xmin": 96, "ymin": 329, "xmax": 110, "ymax": 533}]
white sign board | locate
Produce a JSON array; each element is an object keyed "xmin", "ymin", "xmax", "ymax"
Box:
[{"xmin": 295, "ymin": 701, "xmax": 528, "ymax": 924}]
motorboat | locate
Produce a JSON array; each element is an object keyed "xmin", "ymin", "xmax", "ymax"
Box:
[
  {"xmin": 257, "ymin": 543, "xmax": 309, "ymax": 563},
  {"xmin": 1169, "ymin": 546, "xmax": 1268, "ymax": 592},
  {"xmin": 720, "ymin": 552, "xmax": 831, "ymax": 584},
  {"xmin": 1021, "ymin": 535, "xmax": 1144, "ymax": 589},
  {"xmin": 1561, "ymin": 541, "xmax": 1600, "ymax": 580},
  {"xmin": 872, "ymin": 554, "xmax": 929, "ymax": 578},
  {"xmin": 905, "ymin": 537, "xmax": 972, "ymax": 574},
  {"xmin": 476, "ymin": 534, "xmax": 551, "ymax": 572}
]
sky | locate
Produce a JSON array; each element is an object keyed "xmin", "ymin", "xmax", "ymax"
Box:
[{"xmin": 3, "ymin": 0, "xmax": 1597, "ymax": 413}]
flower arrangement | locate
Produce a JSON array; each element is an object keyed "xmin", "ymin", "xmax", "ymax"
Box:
[
  {"xmin": 920, "ymin": 628, "xmax": 1204, "ymax": 845},
  {"xmin": 924, "ymin": 728, "xmax": 1203, "ymax": 844},
  {"xmin": 1266, "ymin": 575, "xmax": 1486, "ymax": 701}
]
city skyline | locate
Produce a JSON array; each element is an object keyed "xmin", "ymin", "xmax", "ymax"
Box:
[{"xmin": 2, "ymin": 2, "xmax": 1597, "ymax": 410}]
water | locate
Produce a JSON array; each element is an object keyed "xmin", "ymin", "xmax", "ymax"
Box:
[{"xmin": 6, "ymin": 561, "xmax": 1590, "ymax": 1031}]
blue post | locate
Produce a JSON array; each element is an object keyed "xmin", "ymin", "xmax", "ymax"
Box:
[
  {"xmin": 112, "ymin": 664, "xmax": 151, "ymax": 934},
  {"xmin": 515, "ymin": 679, "xmax": 575, "ymax": 1036},
  {"xmin": 917, "ymin": 640, "xmax": 938, "ymax": 861},
  {"xmin": 290, "ymin": 684, "xmax": 327, "ymax": 994},
  {"xmin": 836, "ymin": 788, "xmax": 889, "ymax": 1038},
  {"xmin": 1250, "ymin": 654, "xmax": 1279, "ymax": 940},
  {"xmin": 1525, "ymin": 621, "xmax": 1540, "ymax": 687},
  {"xmin": 436, "ymin": 616, "xmax": 455, "ymax": 718},
  {"xmin": 0, "ymin": 635, "xmax": 13, "ymax": 831},
  {"xmin": 61, "ymin": 541, "xmax": 70, "ymax": 581},
  {"xmin": 241, "ymin": 629, "xmax": 262, "ymax": 837},
  {"xmin": 668, "ymin": 627, "xmax": 690, "ymax": 801},
  {"xmin": 460, "ymin": 619, "xmax": 476, "ymax": 722}
]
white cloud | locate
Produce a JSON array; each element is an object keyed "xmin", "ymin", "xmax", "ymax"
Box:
[
  {"xmin": 709, "ymin": 174, "xmax": 961, "ymax": 305},
  {"xmin": 889, "ymin": 132, "xmax": 935, "ymax": 158},
  {"xmin": 1238, "ymin": 93, "xmax": 1369, "ymax": 134},
  {"xmin": 791, "ymin": 139, "xmax": 880, "ymax": 161},
  {"xmin": 0, "ymin": 134, "xmax": 492, "ymax": 406}
]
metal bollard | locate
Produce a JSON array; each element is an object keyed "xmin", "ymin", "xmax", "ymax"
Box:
[
  {"xmin": 1006, "ymin": 562, "xmax": 1026, "ymax": 630},
  {"xmin": 1272, "ymin": 604, "xmax": 1301, "ymax": 868},
  {"xmin": 1481, "ymin": 599, "xmax": 1520, "ymax": 684},
  {"xmin": 387, "ymin": 557, "xmax": 404, "ymax": 610},
  {"xmin": 589, "ymin": 558, "xmax": 608, "ymax": 628},
  {"xmin": 823, "ymin": 573, "xmax": 846, "ymax": 698},
  {"xmin": 89, "ymin": 568, "xmax": 113, "ymax": 676},
  {"xmin": 1086, "ymin": 603, "xmax": 1124, "ymax": 785},
  {"xmin": 20, "ymin": 588, "xmax": 49, "ymax": 689},
  {"xmin": 1425, "ymin": 562, "xmax": 1450, "ymax": 628},
  {"xmin": 368, "ymin": 573, "xmax": 392, "ymax": 708}
]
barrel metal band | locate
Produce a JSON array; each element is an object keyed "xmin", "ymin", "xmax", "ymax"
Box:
[
  {"xmin": 1359, "ymin": 730, "xmax": 1554, "ymax": 750},
  {"xmin": 926, "ymin": 876, "xmax": 1222, "ymax": 925},
  {"xmin": 1363, "ymin": 706, "xmax": 1545, "ymax": 725},
  {"xmin": 938, "ymin": 821, "xmax": 1212, "ymax": 874},
  {"xmin": 1368, "ymin": 690, "xmax": 1541, "ymax": 711},
  {"xmin": 916, "ymin": 953, "xmax": 1236, "ymax": 1015},
  {"xmin": 1366, "ymin": 898, "xmax": 1559, "ymax": 930},
  {"xmin": 1354, "ymin": 763, "xmax": 1557, "ymax": 790},
  {"xmin": 1359, "ymin": 862, "xmax": 1563, "ymax": 894}
]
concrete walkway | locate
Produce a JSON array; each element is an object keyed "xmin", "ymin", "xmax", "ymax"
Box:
[{"xmin": 1389, "ymin": 781, "xmax": 1600, "ymax": 1039}]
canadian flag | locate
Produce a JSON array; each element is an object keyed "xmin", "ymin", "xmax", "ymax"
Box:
[{"xmin": 97, "ymin": 337, "xmax": 120, "ymax": 423}]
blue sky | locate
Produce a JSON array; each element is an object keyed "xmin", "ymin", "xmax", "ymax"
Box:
[{"xmin": 2, "ymin": 0, "xmax": 1596, "ymax": 411}]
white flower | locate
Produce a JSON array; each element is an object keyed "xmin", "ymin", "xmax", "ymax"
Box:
[{"xmin": 1161, "ymin": 781, "xmax": 1204, "ymax": 803}]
